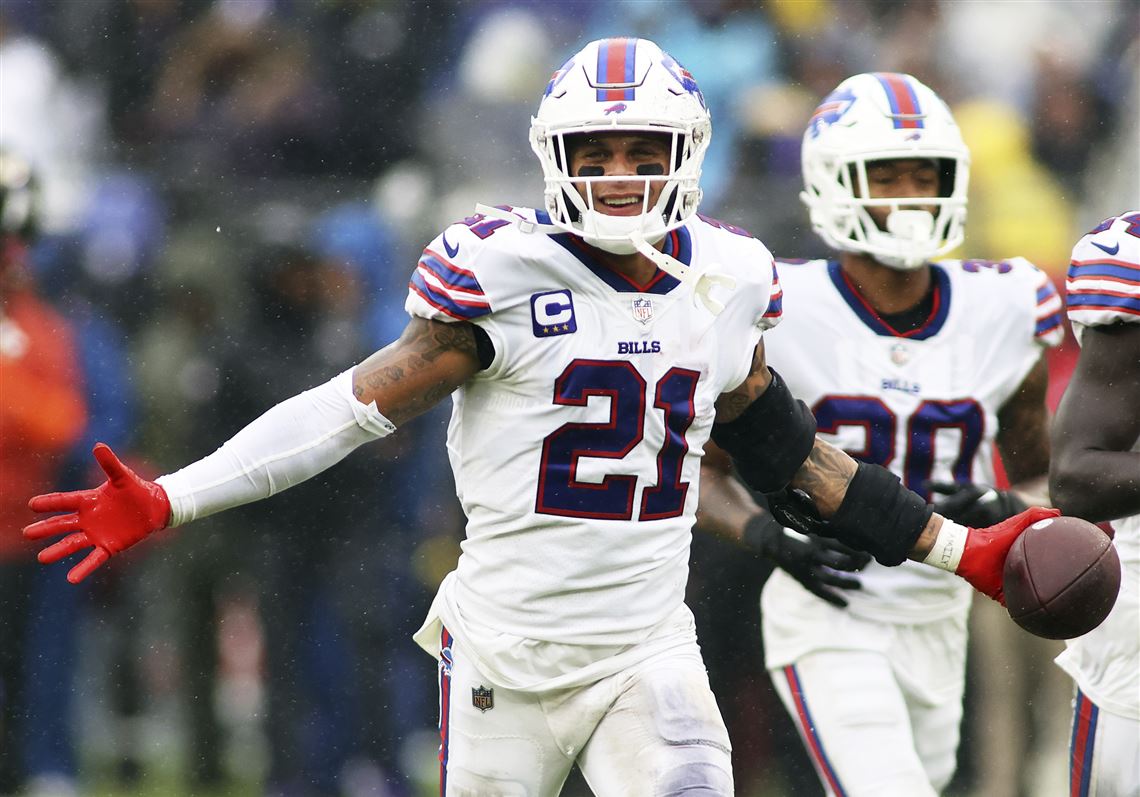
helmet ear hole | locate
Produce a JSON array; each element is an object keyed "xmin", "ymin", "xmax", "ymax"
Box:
[{"xmin": 937, "ymin": 158, "xmax": 956, "ymax": 198}]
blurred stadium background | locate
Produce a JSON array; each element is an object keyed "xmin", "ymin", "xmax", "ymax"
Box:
[{"xmin": 0, "ymin": 1, "xmax": 1136, "ymax": 796}]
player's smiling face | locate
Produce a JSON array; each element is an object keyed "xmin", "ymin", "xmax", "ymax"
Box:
[
  {"xmin": 861, "ymin": 157, "xmax": 940, "ymax": 229},
  {"xmin": 566, "ymin": 132, "xmax": 672, "ymax": 217}
]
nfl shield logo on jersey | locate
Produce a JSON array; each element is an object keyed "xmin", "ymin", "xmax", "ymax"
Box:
[
  {"xmin": 632, "ymin": 297, "xmax": 654, "ymax": 324},
  {"xmin": 890, "ymin": 342, "xmax": 910, "ymax": 365},
  {"xmin": 471, "ymin": 685, "xmax": 494, "ymax": 713}
]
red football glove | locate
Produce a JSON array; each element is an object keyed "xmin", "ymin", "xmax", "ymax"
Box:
[
  {"xmin": 23, "ymin": 443, "xmax": 171, "ymax": 584},
  {"xmin": 955, "ymin": 506, "xmax": 1061, "ymax": 604}
]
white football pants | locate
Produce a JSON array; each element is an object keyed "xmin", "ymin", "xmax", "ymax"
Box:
[
  {"xmin": 433, "ymin": 626, "xmax": 734, "ymax": 796},
  {"xmin": 1070, "ymin": 688, "xmax": 1140, "ymax": 797},
  {"xmin": 769, "ymin": 637, "xmax": 965, "ymax": 797}
]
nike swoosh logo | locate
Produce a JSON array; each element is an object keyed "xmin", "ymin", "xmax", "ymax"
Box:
[
  {"xmin": 442, "ymin": 232, "xmax": 460, "ymax": 258},
  {"xmin": 1092, "ymin": 241, "xmax": 1120, "ymax": 256}
]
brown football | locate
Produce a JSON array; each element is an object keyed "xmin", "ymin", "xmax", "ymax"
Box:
[{"xmin": 1003, "ymin": 515, "xmax": 1121, "ymax": 640}]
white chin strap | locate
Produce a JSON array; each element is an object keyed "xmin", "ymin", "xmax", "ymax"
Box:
[
  {"xmin": 628, "ymin": 231, "xmax": 736, "ymax": 316},
  {"xmin": 474, "ymin": 204, "xmax": 736, "ymax": 316}
]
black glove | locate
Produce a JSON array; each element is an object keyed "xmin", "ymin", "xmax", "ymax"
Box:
[
  {"xmin": 765, "ymin": 486, "xmax": 827, "ymax": 537},
  {"xmin": 928, "ymin": 482, "xmax": 1028, "ymax": 527},
  {"xmin": 743, "ymin": 513, "xmax": 872, "ymax": 607}
]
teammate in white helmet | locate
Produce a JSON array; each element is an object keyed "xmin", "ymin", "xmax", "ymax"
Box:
[
  {"xmin": 700, "ymin": 72, "xmax": 1065, "ymax": 797},
  {"xmin": 1051, "ymin": 211, "xmax": 1140, "ymax": 797},
  {"xmin": 24, "ymin": 44, "xmax": 1057, "ymax": 795}
]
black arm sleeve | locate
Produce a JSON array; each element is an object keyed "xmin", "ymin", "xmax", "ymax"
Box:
[
  {"xmin": 710, "ymin": 368, "xmax": 816, "ymax": 493},
  {"xmin": 826, "ymin": 462, "xmax": 933, "ymax": 566}
]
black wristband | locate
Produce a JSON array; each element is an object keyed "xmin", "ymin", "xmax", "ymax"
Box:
[
  {"xmin": 711, "ymin": 369, "xmax": 817, "ymax": 493},
  {"xmin": 829, "ymin": 462, "xmax": 932, "ymax": 566}
]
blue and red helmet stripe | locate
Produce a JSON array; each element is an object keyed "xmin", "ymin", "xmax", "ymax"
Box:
[
  {"xmin": 874, "ymin": 72, "xmax": 924, "ymax": 129},
  {"xmin": 596, "ymin": 38, "xmax": 637, "ymax": 102}
]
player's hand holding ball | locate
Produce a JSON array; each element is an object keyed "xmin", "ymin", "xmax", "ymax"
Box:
[
  {"xmin": 955, "ymin": 509, "xmax": 1120, "ymax": 639},
  {"xmin": 1001, "ymin": 515, "xmax": 1121, "ymax": 639}
]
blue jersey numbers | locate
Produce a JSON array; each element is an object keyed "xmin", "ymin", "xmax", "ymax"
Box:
[
  {"xmin": 813, "ymin": 396, "xmax": 985, "ymax": 499},
  {"xmin": 536, "ymin": 360, "xmax": 699, "ymax": 521}
]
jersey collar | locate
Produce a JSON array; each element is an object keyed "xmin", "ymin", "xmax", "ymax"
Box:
[
  {"xmin": 550, "ymin": 227, "xmax": 690, "ymax": 295},
  {"xmin": 827, "ymin": 260, "xmax": 951, "ymax": 340}
]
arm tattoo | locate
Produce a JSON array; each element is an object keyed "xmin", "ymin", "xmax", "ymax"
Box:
[
  {"xmin": 353, "ymin": 318, "xmax": 481, "ymax": 424},
  {"xmin": 790, "ymin": 439, "xmax": 858, "ymax": 518},
  {"xmin": 714, "ymin": 342, "xmax": 772, "ymax": 422}
]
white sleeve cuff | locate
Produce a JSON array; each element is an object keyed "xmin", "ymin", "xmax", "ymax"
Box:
[{"xmin": 156, "ymin": 369, "xmax": 395, "ymax": 526}]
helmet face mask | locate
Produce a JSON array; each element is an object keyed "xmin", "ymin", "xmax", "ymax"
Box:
[
  {"xmin": 529, "ymin": 38, "xmax": 711, "ymax": 255},
  {"xmin": 800, "ymin": 73, "xmax": 970, "ymax": 270}
]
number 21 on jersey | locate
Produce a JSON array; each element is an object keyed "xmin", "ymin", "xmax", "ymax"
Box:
[{"xmin": 536, "ymin": 359, "xmax": 700, "ymax": 521}]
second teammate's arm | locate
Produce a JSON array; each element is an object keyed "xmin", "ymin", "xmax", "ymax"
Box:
[
  {"xmin": 1050, "ymin": 323, "xmax": 1140, "ymax": 521},
  {"xmin": 995, "ymin": 354, "xmax": 1051, "ymax": 503}
]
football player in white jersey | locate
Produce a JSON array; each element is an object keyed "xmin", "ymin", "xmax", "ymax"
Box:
[
  {"xmin": 1050, "ymin": 211, "xmax": 1140, "ymax": 797},
  {"xmin": 701, "ymin": 72, "xmax": 1064, "ymax": 797},
  {"xmin": 23, "ymin": 42, "xmax": 1058, "ymax": 796}
]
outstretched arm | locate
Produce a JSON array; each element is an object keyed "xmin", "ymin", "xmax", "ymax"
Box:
[
  {"xmin": 25, "ymin": 318, "xmax": 482, "ymax": 582},
  {"xmin": 1050, "ymin": 323, "xmax": 1140, "ymax": 521},
  {"xmin": 712, "ymin": 343, "xmax": 1058, "ymax": 603}
]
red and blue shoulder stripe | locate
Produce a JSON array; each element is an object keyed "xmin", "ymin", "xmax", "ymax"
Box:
[{"xmin": 410, "ymin": 247, "xmax": 491, "ymax": 321}]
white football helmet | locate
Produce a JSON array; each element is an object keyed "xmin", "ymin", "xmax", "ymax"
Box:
[
  {"xmin": 529, "ymin": 38, "xmax": 711, "ymax": 255},
  {"xmin": 801, "ymin": 72, "xmax": 970, "ymax": 270}
]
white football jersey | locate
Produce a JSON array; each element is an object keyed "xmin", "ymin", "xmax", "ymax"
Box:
[
  {"xmin": 406, "ymin": 207, "xmax": 780, "ymax": 687},
  {"xmin": 1055, "ymin": 211, "xmax": 1140, "ymax": 720},
  {"xmin": 762, "ymin": 255, "xmax": 1062, "ymax": 634}
]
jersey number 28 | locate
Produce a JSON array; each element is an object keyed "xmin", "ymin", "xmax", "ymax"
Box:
[{"xmin": 813, "ymin": 396, "xmax": 985, "ymax": 498}]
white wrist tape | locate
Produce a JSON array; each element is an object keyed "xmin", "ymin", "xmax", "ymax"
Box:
[
  {"xmin": 921, "ymin": 518, "xmax": 968, "ymax": 573},
  {"xmin": 156, "ymin": 369, "xmax": 395, "ymax": 526}
]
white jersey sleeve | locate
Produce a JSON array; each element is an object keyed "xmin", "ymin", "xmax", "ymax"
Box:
[
  {"xmin": 1065, "ymin": 211, "xmax": 1140, "ymax": 343},
  {"xmin": 405, "ymin": 211, "xmax": 508, "ymax": 324}
]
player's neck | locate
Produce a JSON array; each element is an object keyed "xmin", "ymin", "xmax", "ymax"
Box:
[
  {"xmin": 839, "ymin": 253, "xmax": 932, "ymax": 315},
  {"xmin": 580, "ymin": 240, "xmax": 662, "ymax": 289}
]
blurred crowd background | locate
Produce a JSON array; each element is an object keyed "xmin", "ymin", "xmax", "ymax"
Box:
[{"xmin": 0, "ymin": 1, "xmax": 1136, "ymax": 796}]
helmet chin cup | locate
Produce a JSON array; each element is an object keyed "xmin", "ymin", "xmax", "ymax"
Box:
[
  {"xmin": 878, "ymin": 209, "xmax": 936, "ymax": 270},
  {"xmin": 887, "ymin": 209, "xmax": 934, "ymax": 242},
  {"xmin": 580, "ymin": 209, "xmax": 666, "ymax": 255}
]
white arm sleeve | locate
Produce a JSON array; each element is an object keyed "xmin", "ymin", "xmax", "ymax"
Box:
[{"xmin": 156, "ymin": 369, "xmax": 395, "ymax": 526}]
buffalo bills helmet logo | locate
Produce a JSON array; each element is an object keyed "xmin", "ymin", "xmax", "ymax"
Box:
[
  {"xmin": 604, "ymin": 102, "xmax": 627, "ymax": 115},
  {"xmin": 661, "ymin": 55, "xmax": 707, "ymax": 109},
  {"xmin": 808, "ymin": 87, "xmax": 856, "ymax": 138},
  {"xmin": 544, "ymin": 58, "xmax": 575, "ymax": 98}
]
